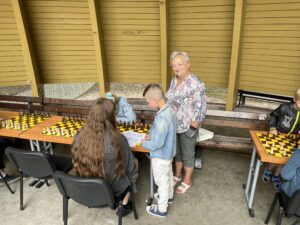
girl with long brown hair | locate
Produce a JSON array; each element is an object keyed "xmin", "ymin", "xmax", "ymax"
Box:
[{"xmin": 71, "ymin": 98, "xmax": 138, "ymax": 216}]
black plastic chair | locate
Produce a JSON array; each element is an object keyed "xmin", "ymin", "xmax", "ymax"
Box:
[
  {"xmin": 265, "ymin": 189, "xmax": 300, "ymax": 225},
  {"xmin": 0, "ymin": 172, "xmax": 15, "ymax": 194},
  {"xmin": 5, "ymin": 147, "xmax": 73, "ymax": 210},
  {"xmin": 53, "ymin": 170, "xmax": 138, "ymax": 225}
]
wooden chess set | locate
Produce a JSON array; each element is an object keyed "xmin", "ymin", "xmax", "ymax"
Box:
[
  {"xmin": 41, "ymin": 117, "xmax": 150, "ymax": 138},
  {"xmin": 0, "ymin": 111, "xmax": 51, "ymax": 131},
  {"xmin": 117, "ymin": 121, "xmax": 150, "ymax": 134},
  {"xmin": 255, "ymin": 132, "xmax": 300, "ymax": 158},
  {"xmin": 42, "ymin": 115, "xmax": 85, "ymax": 137}
]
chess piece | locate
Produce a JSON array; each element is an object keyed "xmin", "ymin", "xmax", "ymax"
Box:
[
  {"xmin": 283, "ymin": 148, "xmax": 287, "ymax": 157},
  {"xmin": 280, "ymin": 143, "xmax": 284, "ymax": 150}
]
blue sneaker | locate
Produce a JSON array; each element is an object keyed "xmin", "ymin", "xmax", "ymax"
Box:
[
  {"xmin": 272, "ymin": 175, "xmax": 281, "ymax": 191},
  {"xmin": 262, "ymin": 169, "xmax": 272, "ymax": 183},
  {"xmin": 154, "ymin": 193, "xmax": 173, "ymax": 204},
  {"xmin": 146, "ymin": 204, "xmax": 167, "ymax": 218}
]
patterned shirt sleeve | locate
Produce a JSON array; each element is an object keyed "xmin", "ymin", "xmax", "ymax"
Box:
[{"xmin": 192, "ymin": 81, "xmax": 207, "ymax": 123}]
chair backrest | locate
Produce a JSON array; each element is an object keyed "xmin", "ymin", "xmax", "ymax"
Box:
[
  {"xmin": 286, "ymin": 189, "xmax": 300, "ymax": 216},
  {"xmin": 5, "ymin": 147, "xmax": 56, "ymax": 178},
  {"xmin": 53, "ymin": 171, "xmax": 115, "ymax": 209}
]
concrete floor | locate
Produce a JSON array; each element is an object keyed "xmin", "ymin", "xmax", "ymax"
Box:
[{"xmin": 0, "ymin": 146, "xmax": 295, "ymax": 225}]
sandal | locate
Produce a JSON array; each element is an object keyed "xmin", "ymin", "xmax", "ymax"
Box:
[
  {"xmin": 176, "ymin": 182, "xmax": 192, "ymax": 194},
  {"xmin": 173, "ymin": 176, "xmax": 181, "ymax": 187},
  {"xmin": 262, "ymin": 169, "xmax": 272, "ymax": 183}
]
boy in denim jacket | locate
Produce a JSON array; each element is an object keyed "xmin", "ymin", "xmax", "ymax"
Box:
[{"xmin": 142, "ymin": 83, "xmax": 176, "ymax": 218}]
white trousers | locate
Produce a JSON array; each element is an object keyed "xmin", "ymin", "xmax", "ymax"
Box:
[{"xmin": 152, "ymin": 158, "xmax": 173, "ymax": 212}]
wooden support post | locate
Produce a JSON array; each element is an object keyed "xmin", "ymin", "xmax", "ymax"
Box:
[
  {"xmin": 225, "ymin": 0, "xmax": 245, "ymax": 111},
  {"xmin": 88, "ymin": 0, "xmax": 108, "ymax": 97},
  {"xmin": 12, "ymin": 0, "xmax": 40, "ymax": 97},
  {"xmin": 159, "ymin": 0, "xmax": 169, "ymax": 92}
]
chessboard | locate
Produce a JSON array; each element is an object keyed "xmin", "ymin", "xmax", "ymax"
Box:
[
  {"xmin": 42, "ymin": 116, "xmax": 85, "ymax": 137},
  {"xmin": 42, "ymin": 119, "xmax": 150, "ymax": 138},
  {"xmin": 255, "ymin": 132, "xmax": 300, "ymax": 158},
  {"xmin": 117, "ymin": 122, "xmax": 150, "ymax": 134},
  {"xmin": 1, "ymin": 112, "xmax": 51, "ymax": 131}
]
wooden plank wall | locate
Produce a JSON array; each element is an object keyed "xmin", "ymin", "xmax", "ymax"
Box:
[
  {"xmin": 169, "ymin": 0, "xmax": 235, "ymax": 88},
  {"xmin": 239, "ymin": 0, "xmax": 300, "ymax": 96},
  {"xmin": 99, "ymin": 0, "xmax": 161, "ymax": 83},
  {"xmin": 24, "ymin": 0, "xmax": 98, "ymax": 83},
  {"xmin": 0, "ymin": 0, "xmax": 299, "ymax": 100},
  {"xmin": 0, "ymin": 0, "xmax": 28, "ymax": 86}
]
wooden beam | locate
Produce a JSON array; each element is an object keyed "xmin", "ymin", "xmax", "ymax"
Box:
[
  {"xmin": 225, "ymin": 0, "xmax": 245, "ymax": 111},
  {"xmin": 12, "ymin": 0, "xmax": 40, "ymax": 97},
  {"xmin": 88, "ymin": 0, "xmax": 108, "ymax": 97},
  {"xmin": 159, "ymin": 0, "xmax": 169, "ymax": 92}
]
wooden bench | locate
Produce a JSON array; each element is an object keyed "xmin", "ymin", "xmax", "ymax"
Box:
[
  {"xmin": 238, "ymin": 89, "xmax": 293, "ymax": 107},
  {"xmin": 0, "ymin": 95, "xmax": 270, "ymax": 153}
]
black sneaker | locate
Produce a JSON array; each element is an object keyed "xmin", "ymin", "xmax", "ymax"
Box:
[{"xmin": 0, "ymin": 174, "xmax": 20, "ymax": 184}]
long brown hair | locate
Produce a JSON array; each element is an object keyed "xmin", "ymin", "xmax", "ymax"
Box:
[{"xmin": 71, "ymin": 98, "xmax": 125, "ymax": 179}]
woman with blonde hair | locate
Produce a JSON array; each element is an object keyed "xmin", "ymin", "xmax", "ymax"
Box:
[{"xmin": 72, "ymin": 98, "xmax": 138, "ymax": 216}]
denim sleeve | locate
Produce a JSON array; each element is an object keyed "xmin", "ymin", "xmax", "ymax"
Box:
[
  {"xmin": 269, "ymin": 105, "xmax": 282, "ymax": 130},
  {"xmin": 281, "ymin": 150, "xmax": 300, "ymax": 181},
  {"xmin": 142, "ymin": 117, "xmax": 168, "ymax": 151},
  {"xmin": 192, "ymin": 82, "xmax": 207, "ymax": 123},
  {"xmin": 116, "ymin": 98, "xmax": 136, "ymax": 123}
]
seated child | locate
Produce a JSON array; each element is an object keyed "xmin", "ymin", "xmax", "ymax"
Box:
[
  {"xmin": 72, "ymin": 98, "xmax": 138, "ymax": 217},
  {"xmin": 105, "ymin": 92, "xmax": 136, "ymax": 123},
  {"xmin": 262, "ymin": 88, "xmax": 300, "ymax": 190},
  {"xmin": 141, "ymin": 83, "xmax": 176, "ymax": 218},
  {"xmin": 280, "ymin": 148, "xmax": 300, "ymax": 204}
]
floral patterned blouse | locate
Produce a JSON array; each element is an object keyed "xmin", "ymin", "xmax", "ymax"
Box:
[{"xmin": 166, "ymin": 74, "xmax": 206, "ymax": 133}]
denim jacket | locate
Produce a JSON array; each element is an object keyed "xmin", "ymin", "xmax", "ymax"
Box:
[
  {"xmin": 281, "ymin": 149, "xmax": 300, "ymax": 197},
  {"xmin": 142, "ymin": 104, "xmax": 176, "ymax": 160},
  {"xmin": 116, "ymin": 97, "xmax": 136, "ymax": 123}
]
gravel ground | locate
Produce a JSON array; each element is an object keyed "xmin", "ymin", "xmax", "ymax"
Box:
[{"xmin": 0, "ymin": 82, "xmax": 281, "ymax": 110}]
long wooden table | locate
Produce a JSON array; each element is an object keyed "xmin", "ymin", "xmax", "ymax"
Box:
[
  {"xmin": 19, "ymin": 115, "xmax": 149, "ymax": 153},
  {"xmin": 244, "ymin": 130, "xmax": 295, "ymax": 217}
]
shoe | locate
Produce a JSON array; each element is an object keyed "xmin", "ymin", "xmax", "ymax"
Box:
[
  {"xmin": 194, "ymin": 157, "xmax": 202, "ymax": 169},
  {"xmin": 272, "ymin": 176, "xmax": 281, "ymax": 191},
  {"xmin": 146, "ymin": 204, "xmax": 167, "ymax": 218},
  {"xmin": 154, "ymin": 193, "xmax": 173, "ymax": 204},
  {"xmin": 262, "ymin": 169, "xmax": 272, "ymax": 183},
  {"xmin": 0, "ymin": 174, "xmax": 20, "ymax": 184},
  {"xmin": 116, "ymin": 201, "xmax": 133, "ymax": 217}
]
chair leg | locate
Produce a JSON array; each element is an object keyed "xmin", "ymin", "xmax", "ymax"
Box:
[
  {"xmin": 45, "ymin": 179, "xmax": 50, "ymax": 186},
  {"xmin": 20, "ymin": 172, "xmax": 24, "ymax": 210},
  {"xmin": 0, "ymin": 172, "xmax": 14, "ymax": 194},
  {"xmin": 265, "ymin": 193, "xmax": 279, "ymax": 224},
  {"xmin": 130, "ymin": 192, "xmax": 138, "ymax": 220},
  {"xmin": 276, "ymin": 207, "xmax": 284, "ymax": 225},
  {"xmin": 63, "ymin": 196, "xmax": 68, "ymax": 225},
  {"xmin": 118, "ymin": 203, "xmax": 123, "ymax": 225}
]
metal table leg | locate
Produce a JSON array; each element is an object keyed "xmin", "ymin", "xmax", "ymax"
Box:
[{"xmin": 243, "ymin": 147, "xmax": 262, "ymax": 217}]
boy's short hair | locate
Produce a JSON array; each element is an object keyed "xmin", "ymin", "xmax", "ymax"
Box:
[
  {"xmin": 295, "ymin": 88, "xmax": 300, "ymax": 101},
  {"xmin": 143, "ymin": 83, "xmax": 164, "ymax": 100}
]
